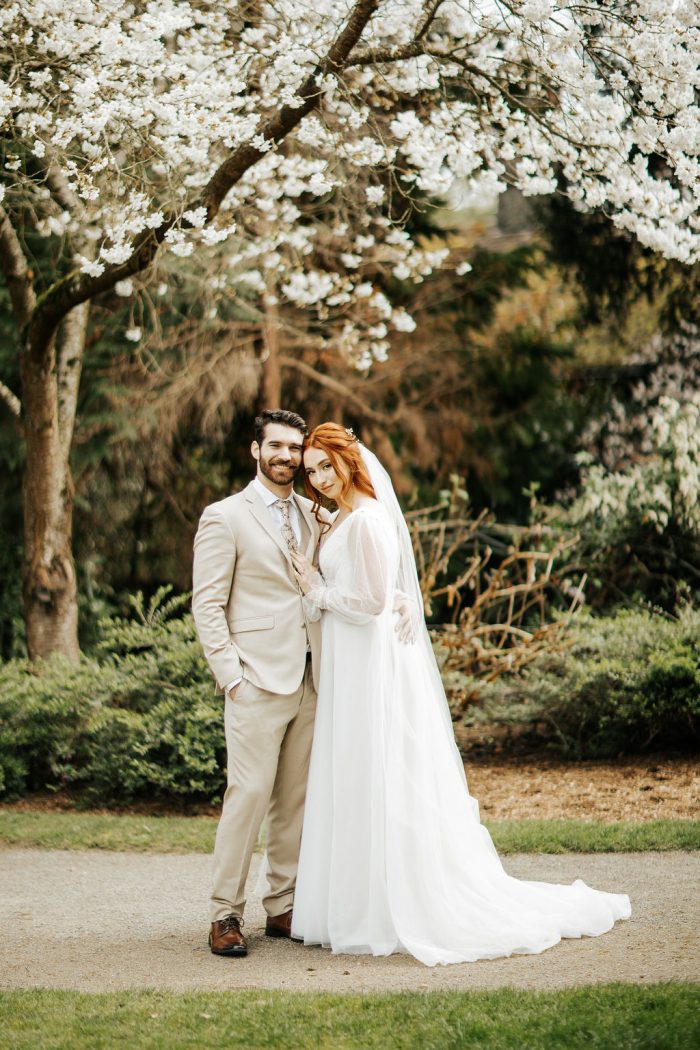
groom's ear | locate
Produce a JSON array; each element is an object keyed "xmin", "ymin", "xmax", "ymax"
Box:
[{"xmin": 251, "ymin": 440, "xmax": 260, "ymax": 462}]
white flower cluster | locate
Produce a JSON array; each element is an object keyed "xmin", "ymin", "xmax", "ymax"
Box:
[
  {"xmin": 582, "ymin": 323, "xmax": 700, "ymax": 472},
  {"xmin": 572, "ymin": 392, "xmax": 700, "ymax": 540},
  {"xmin": 2, "ymin": 0, "xmax": 699, "ymax": 359}
]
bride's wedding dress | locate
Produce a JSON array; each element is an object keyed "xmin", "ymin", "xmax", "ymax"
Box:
[{"xmin": 291, "ymin": 450, "xmax": 630, "ymax": 966}]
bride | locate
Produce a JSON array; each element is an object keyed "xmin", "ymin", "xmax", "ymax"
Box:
[{"xmin": 289, "ymin": 422, "xmax": 630, "ymax": 966}]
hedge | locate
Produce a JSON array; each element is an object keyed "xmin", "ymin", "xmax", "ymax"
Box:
[
  {"xmin": 452, "ymin": 609, "xmax": 700, "ymax": 757},
  {"xmin": 1, "ymin": 606, "xmax": 698, "ymax": 803}
]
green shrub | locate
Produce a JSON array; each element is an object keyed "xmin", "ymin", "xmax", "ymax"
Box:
[
  {"xmin": 456, "ymin": 609, "xmax": 700, "ymax": 757},
  {"xmin": 0, "ymin": 608, "xmax": 225, "ymax": 804},
  {"xmin": 552, "ymin": 398, "xmax": 700, "ymax": 612},
  {"xmin": 2, "ymin": 603, "xmax": 698, "ymax": 802}
]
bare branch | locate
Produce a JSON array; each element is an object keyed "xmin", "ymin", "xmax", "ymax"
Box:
[
  {"xmin": 279, "ymin": 354, "xmax": 393, "ymax": 424},
  {"xmin": 0, "ymin": 204, "xmax": 36, "ymax": 328},
  {"xmin": 0, "ymin": 379, "xmax": 22, "ymax": 419}
]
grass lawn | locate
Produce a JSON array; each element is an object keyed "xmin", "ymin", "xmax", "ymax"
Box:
[
  {"xmin": 1, "ymin": 985, "xmax": 698, "ymax": 1050},
  {"xmin": 0, "ymin": 809, "xmax": 698, "ymax": 854},
  {"xmin": 489, "ymin": 818, "xmax": 700, "ymax": 854}
]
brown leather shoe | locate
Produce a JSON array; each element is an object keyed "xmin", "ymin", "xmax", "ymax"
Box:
[
  {"xmin": 265, "ymin": 909, "xmax": 301, "ymax": 941},
  {"xmin": 209, "ymin": 915, "xmax": 247, "ymax": 956}
]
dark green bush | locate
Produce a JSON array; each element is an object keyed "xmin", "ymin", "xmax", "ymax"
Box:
[
  {"xmin": 455, "ymin": 609, "xmax": 700, "ymax": 757},
  {"xmin": 2, "ymin": 604, "xmax": 698, "ymax": 803},
  {"xmin": 0, "ymin": 610, "xmax": 225, "ymax": 804}
]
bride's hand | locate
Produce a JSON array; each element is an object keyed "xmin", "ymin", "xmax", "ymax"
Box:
[
  {"xmin": 393, "ymin": 595, "xmax": 417, "ymax": 644},
  {"xmin": 291, "ymin": 550, "xmax": 323, "ymax": 594}
]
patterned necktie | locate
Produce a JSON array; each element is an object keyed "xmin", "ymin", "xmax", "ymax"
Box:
[{"xmin": 275, "ymin": 498, "xmax": 299, "ymax": 554}]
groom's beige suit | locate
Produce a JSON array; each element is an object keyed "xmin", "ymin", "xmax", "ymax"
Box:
[{"xmin": 192, "ymin": 479, "xmax": 325, "ymax": 922}]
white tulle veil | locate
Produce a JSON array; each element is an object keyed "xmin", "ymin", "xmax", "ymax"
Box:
[
  {"xmin": 358, "ymin": 443, "xmax": 422, "ymax": 612},
  {"xmin": 359, "ymin": 442, "xmax": 468, "ymax": 773}
]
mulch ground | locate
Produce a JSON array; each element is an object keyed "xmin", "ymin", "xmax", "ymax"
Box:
[
  {"xmin": 465, "ymin": 754, "xmax": 699, "ymax": 822},
  {"xmin": 3, "ymin": 753, "xmax": 697, "ymax": 823}
]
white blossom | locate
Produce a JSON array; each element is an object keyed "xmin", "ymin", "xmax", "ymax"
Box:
[
  {"xmin": 77, "ymin": 255, "xmax": 105, "ymax": 277},
  {"xmin": 183, "ymin": 207, "xmax": 207, "ymax": 229},
  {"xmin": 2, "ymin": 0, "xmax": 699, "ymax": 371},
  {"xmin": 391, "ymin": 308, "xmax": 416, "ymax": 333},
  {"xmin": 573, "ymin": 383, "xmax": 700, "ymax": 540}
]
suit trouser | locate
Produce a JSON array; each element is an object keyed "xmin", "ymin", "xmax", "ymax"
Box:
[{"xmin": 210, "ymin": 658, "xmax": 317, "ymax": 922}]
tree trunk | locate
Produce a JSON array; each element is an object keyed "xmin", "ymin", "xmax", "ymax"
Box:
[
  {"xmin": 260, "ymin": 292, "xmax": 281, "ymax": 407},
  {"xmin": 5, "ymin": 0, "xmax": 382, "ymax": 659},
  {"xmin": 19, "ymin": 303, "xmax": 89, "ymax": 663}
]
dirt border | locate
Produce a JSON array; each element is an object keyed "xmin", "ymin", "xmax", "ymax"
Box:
[{"xmin": 3, "ymin": 754, "xmax": 697, "ymax": 822}]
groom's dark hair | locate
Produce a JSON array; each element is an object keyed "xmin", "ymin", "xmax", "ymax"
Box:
[{"xmin": 254, "ymin": 409, "xmax": 308, "ymax": 445}]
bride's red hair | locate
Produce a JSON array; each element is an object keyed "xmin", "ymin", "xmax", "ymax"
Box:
[{"xmin": 303, "ymin": 423, "xmax": 376, "ymax": 520}]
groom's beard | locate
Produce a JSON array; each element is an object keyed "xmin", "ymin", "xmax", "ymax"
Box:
[{"xmin": 259, "ymin": 455, "xmax": 299, "ymax": 486}]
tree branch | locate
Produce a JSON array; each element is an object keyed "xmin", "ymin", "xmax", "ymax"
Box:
[
  {"xmin": 349, "ymin": 40, "xmax": 427, "ymax": 66},
  {"xmin": 0, "ymin": 204, "xmax": 36, "ymax": 328},
  {"xmin": 350, "ymin": 0, "xmax": 444, "ymax": 66},
  {"xmin": 415, "ymin": 0, "xmax": 445, "ymax": 42},
  {"xmin": 279, "ymin": 354, "xmax": 394, "ymax": 424},
  {"xmin": 45, "ymin": 156, "xmax": 85, "ymax": 218},
  {"xmin": 203, "ymin": 0, "xmax": 381, "ymax": 215},
  {"xmin": 0, "ymin": 379, "xmax": 22, "ymax": 419},
  {"xmin": 26, "ymin": 0, "xmax": 381, "ymax": 358}
]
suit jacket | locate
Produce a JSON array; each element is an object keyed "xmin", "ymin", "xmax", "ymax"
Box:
[{"xmin": 192, "ymin": 480, "xmax": 326, "ymax": 695}]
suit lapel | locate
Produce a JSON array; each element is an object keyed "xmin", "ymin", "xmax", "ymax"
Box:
[
  {"xmin": 295, "ymin": 496, "xmax": 316, "ymax": 559},
  {"xmin": 244, "ymin": 481, "xmax": 321, "ymax": 574},
  {"xmin": 244, "ymin": 481, "xmax": 294, "ymax": 567}
]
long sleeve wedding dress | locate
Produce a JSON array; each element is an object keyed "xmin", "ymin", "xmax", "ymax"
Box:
[{"xmin": 291, "ymin": 452, "xmax": 630, "ymax": 966}]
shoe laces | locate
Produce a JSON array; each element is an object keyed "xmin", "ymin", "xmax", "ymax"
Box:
[{"xmin": 222, "ymin": 914, "xmax": 244, "ymax": 933}]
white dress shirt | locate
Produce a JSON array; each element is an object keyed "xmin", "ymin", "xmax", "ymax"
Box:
[
  {"xmin": 252, "ymin": 476, "xmax": 303, "ymax": 547},
  {"xmin": 225, "ymin": 478, "xmax": 303, "ymax": 695}
]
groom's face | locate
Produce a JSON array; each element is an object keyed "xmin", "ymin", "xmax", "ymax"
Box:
[{"xmin": 252, "ymin": 423, "xmax": 304, "ymax": 487}]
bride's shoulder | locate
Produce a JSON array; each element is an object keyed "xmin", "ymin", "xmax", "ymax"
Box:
[
  {"xmin": 351, "ymin": 499, "xmax": 389, "ymax": 526},
  {"xmin": 353, "ymin": 495, "xmax": 381, "ymax": 512}
]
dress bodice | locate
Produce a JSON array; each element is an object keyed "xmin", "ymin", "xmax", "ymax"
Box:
[{"xmin": 305, "ymin": 503, "xmax": 398, "ymax": 625}]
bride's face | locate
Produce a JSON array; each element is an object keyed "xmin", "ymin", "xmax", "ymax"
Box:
[{"xmin": 304, "ymin": 446, "xmax": 349, "ymax": 503}]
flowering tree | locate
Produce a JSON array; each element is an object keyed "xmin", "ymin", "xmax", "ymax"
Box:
[
  {"xmin": 1, "ymin": 0, "xmax": 699, "ymax": 660},
  {"xmin": 568, "ymin": 392, "xmax": 700, "ymax": 609},
  {"xmin": 582, "ymin": 322, "xmax": 700, "ymax": 471}
]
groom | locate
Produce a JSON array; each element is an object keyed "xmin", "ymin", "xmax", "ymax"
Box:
[{"xmin": 192, "ymin": 409, "xmax": 327, "ymax": 957}]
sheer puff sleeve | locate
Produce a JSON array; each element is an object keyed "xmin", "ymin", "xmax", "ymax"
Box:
[{"xmin": 303, "ymin": 509, "xmax": 391, "ymax": 625}]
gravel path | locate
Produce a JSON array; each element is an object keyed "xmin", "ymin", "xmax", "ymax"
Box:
[{"xmin": 1, "ymin": 849, "xmax": 697, "ymax": 993}]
